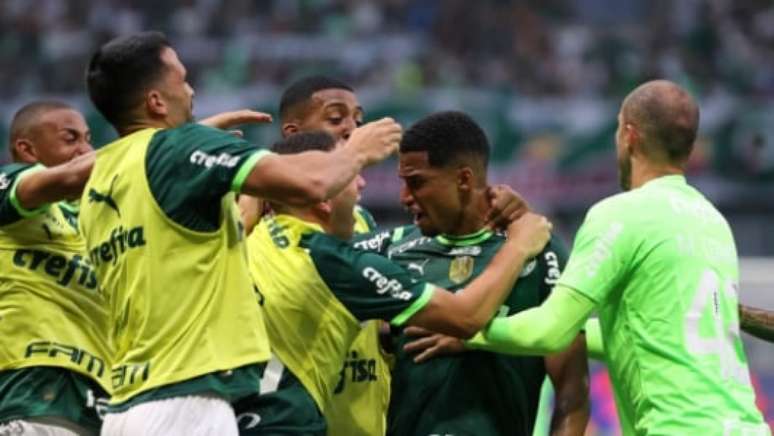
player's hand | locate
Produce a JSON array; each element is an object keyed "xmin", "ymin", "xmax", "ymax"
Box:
[
  {"xmin": 484, "ymin": 184, "xmax": 529, "ymax": 231},
  {"xmin": 345, "ymin": 117, "xmax": 402, "ymax": 167},
  {"xmin": 199, "ymin": 109, "xmax": 273, "ymax": 131},
  {"xmin": 402, "ymin": 326, "xmax": 466, "ymax": 363},
  {"xmin": 506, "ymin": 212, "xmax": 552, "ymax": 258}
]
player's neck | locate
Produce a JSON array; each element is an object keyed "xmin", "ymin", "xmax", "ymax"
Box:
[
  {"xmin": 444, "ymin": 191, "xmax": 488, "ymax": 236},
  {"xmin": 119, "ymin": 116, "xmax": 177, "ymax": 136},
  {"xmin": 630, "ymin": 161, "xmax": 683, "ymax": 189}
]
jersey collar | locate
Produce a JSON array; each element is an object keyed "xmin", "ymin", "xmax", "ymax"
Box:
[
  {"xmin": 436, "ymin": 227, "xmax": 493, "ymax": 247},
  {"xmin": 641, "ymin": 174, "xmax": 686, "ymax": 189}
]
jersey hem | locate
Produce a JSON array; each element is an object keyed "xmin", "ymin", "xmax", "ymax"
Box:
[
  {"xmin": 231, "ymin": 150, "xmax": 273, "ymax": 193},
  {"xmin": 108, "ymin": 354, "xmax": 270, "ymax": 405},
  {"xmin": 391, "ymin": 284, "xmax": 435, "ymax": 326}
]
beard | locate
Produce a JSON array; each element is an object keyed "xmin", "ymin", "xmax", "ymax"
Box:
[{"xmin": 618, "ymin": 151, "xmax": 632, "ymax": 191}]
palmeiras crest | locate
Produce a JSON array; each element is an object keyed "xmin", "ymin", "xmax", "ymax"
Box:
[{"xmin": 449, "ymin": 256, "xmax": 475, "ymax": 284}]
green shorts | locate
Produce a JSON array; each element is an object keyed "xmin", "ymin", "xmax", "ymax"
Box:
[
  {"xmin": 0, "ymin": 366, "xmax": 107, "ymax": 432},
  {"xmin": 234, "ymin": 368, "xmax": 325, "ymax": 436}
]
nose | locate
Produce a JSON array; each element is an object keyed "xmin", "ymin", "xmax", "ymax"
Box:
[
  {"xmin": 399, "ymin": 184, "xmax": 414, "ymax": 207},
  {"xmin": 356, "ymin": 175, "xmax": 366, "ymax": 191},
  {"xmin": 76, "ymin": 140, "xmax": 94, "ymax": 155},
  {"xmin": 341, "ymin": 117, "xmax": 357, "ymax": 140}
]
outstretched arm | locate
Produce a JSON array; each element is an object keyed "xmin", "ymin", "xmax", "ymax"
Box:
[
  {"xmin": 739, "ymin": 304, "xmax": 774, "ymax": 343},
  {"xmin": 466, "ymin": 286, "xmax": 596, "ymax": 355},
  {"xmin": 241, "ymin": 117, "xmax": 401, "ymax": 207},
  {"xmin": 15, "ymin": 152, "xmax": 94, "ymax": 211},
  {"xmin": 404, "ymin": 213, "xmax": 553, "ymax": 338}
]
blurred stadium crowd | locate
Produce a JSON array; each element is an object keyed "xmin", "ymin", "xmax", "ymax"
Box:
[{"xmin": 0, "ymin": 0, "xmax": 772, "ymax": 249}]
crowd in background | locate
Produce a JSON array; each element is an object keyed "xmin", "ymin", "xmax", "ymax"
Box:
[{"xmin": 1, "ymin": 0, "xmax": 774, "ymax": 99}]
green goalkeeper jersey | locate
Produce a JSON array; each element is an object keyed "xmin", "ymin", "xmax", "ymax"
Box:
[{"xmin": 558, "ymin": 175, "xmax": 767, "ymax": 435}]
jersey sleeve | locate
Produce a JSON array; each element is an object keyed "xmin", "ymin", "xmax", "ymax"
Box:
[
  {"xmin": 302, "ymin": 232, "xmax": 435, "ymax": 325},
  {"xmin": 145, "ymin": 123, "xmax": 273, "ymax": 231},
  {"xmin": 0, "ymin": 163, "xmax": 47, "ymax": 226},
  {"xmin": 537, "ymin": 235, "xmax": 570, "ymax": 302},
  {"xmin": 556, "ymin": 198, "xmax": 634, "ymax": 304}
]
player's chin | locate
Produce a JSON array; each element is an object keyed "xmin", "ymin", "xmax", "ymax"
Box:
[{"xmin": 415, "ymin": 216, "xmax": 439, "ymax": 237}]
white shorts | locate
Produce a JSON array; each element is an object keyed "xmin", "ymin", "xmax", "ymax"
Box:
[
  {"xmin": 0, "ymin": 417, "xmax": 90, "ymax": 436},
  {"xmin": 100, "ymin": 394, "xmax": 238, "ymax": 436}
]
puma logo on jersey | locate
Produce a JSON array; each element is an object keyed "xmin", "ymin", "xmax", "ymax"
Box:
[
  {"xmin": 362, "ymin": 267, "xmax": 412, "ymax": 300},
  {"xmin": 190, "ymin": 150, "xmax": 239, "ymax": 168},
  {"xmin": 88, "ymin": 175, "xmax": 120, "ymax": 216},
  {"xmin": 0, "ymin": 173, "xmax": 11, "ymax": 190},
  {"xmin": 407, "ymin": 259, "xmax": 429, "ymax": 276}
]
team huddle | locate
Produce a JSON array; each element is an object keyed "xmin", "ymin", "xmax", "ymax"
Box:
[{"xmin": 0, "ymin": 31, "xmax": 772, "ymax": 436}]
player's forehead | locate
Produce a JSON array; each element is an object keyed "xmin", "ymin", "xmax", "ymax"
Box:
[
  {"xmin": 160, "ymin": 46, "xmax": 186, "ymax": 78},
  {"xmin": 38, "ymin": 108, "xmax": 88, "ymax": 132},
  {"xmin": 309, "ymin": 89, "xmax": 361, "ymax": 113},
  {"xmin": 398, "ymin": 151, "xmax": 432, "ymax": 176}
]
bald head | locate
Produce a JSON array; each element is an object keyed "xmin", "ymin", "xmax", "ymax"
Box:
[
  {"xmin": 8, "ymin": 100, "xmax": 91, "ymax": 166},
  {"xmin": 621, "ymin": 80, "xmax": 699, "ymax": 164},
  {"xmin": 9, "ymin": 101, "xmax": 74, "ymax": 159}
]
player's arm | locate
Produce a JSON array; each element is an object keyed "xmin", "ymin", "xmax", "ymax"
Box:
[
  {"xmin": 198, "ymin": 109, "xmax": 272, "ymax": 131},
  {"xmin": 13, "ymin": 152, "xmax": 94, "ymax": 211},
  {"xmin": 545, "ymin": 335, "xmax": 590, "ymax": 435},
  {"xmin": 308, "ymin": 213, "xmax": 552, "ymax": 340},
  {"xmin": 465, "ymin": 286, "xmax": 595, "ymax": 354},
  {"xmin": 240, "ymin": 117, "xmax": 401, "ymax": 207},
  {"xmin": 401, "ymin": 213, "xmax": 552, "ymax": 338},
  {"xmin": 583, "ymin": 318, "xmax": 606, "ymax": 361},
  {"xmin": 739, "ymin": 304, "xmax": 774, "ymax": 343}
]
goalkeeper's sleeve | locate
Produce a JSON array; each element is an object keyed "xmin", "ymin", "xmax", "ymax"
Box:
[
  {"xmin": 584, "ymin": 317, "xmax": 606, "ymax": 361},
  {"xmin": 464, "ymin": 285, "xmax": 596, "ymax": 355}
]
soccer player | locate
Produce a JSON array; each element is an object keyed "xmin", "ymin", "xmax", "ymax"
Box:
[
  {"xmin": 274, "ymin": 75, "xmax": 390, "ymax": 436},
  {"xmin": 351, "ymin": 111, "xmax": 589, "ymax": 436},
  {"xmin": 238, "ymin": 130, "xmax": 552, "ymax": 435},
  {"xmin": 463, "ymin": 80, "xmax": 770, "ymax": 435},
  {"xmin": 80, "ymin": 31, "xmax": 401, "ymax": 436},
  {"xmin": 0, "ymin": 101, "xmax": 109, "ymax": 435}
]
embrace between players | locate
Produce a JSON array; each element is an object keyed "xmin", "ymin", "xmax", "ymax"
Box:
[{"xmin": 0, "ymin": 31, "xmax": 772, "ymax": 436}]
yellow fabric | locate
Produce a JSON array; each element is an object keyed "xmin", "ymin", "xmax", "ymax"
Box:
[
  {"xmin": 246, "ymin": 214, "xmax": 371, "ymax": 412},
  {"xmin": 323, "ymin": 208, "xmax": 391, "ymax": 436},
  {"xmin": 0, "ymin": 195, "xmax": 111, "ymax": 392},
  {"xmin": 79, "ymin": 128, "xmax": 270, "ymax": 403}
]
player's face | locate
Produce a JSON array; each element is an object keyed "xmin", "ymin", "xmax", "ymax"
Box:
[
  {"xmin": 295, "ymin": 89, "xmax": 363, "ymax": 140},
  {"xmin": 158, "ymin": 47, "xmax": 195, "ymax": 125},
  {"xmin": 26, "ymin": 109, "xmax": 92, "ymax": 167},
  {"xmin": 615, "ymin": 111, "xmax": 633, "ymax": 191},
  {"xmin": 328, "ymin": 173, "xmax": 366, "ymax": 240},
  {"xmin": 398, "ymin": 151, "xmax": 463, "ymax": 236}
]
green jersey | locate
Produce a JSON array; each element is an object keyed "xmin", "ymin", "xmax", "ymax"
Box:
[
  {"xmin": 558, "ymin": 175, "xmax": 767, "ymax": 435},
  {"xmin": 354, "ymin": 226, "xmax": 568, "ymax": 436}
]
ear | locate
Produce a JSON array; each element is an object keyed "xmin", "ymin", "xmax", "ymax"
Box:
[
  {"xmin": 12, "ymin": 139, "xmax": 38, "ymax": 164},
  {"xmin": 281, "ymin": 122, "xmax": 299, "ymax": 137},
  {"xmin": 146, "ymin": 89, "xmax": 168, "ymax": 118},
  {"xmin": 457, "ymin": 166, "xmax": 475, "ymax": 193},
  {"xmin": 624, "ymin": 123, "xmax": 640, "ymax": 156}
]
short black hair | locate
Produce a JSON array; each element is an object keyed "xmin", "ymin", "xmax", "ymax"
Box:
[
  {"xmin": 86, "ymin": 31, "xmax": 170, "ymax": 131},
  {"xmin": 9, "ymin": 100, "xmax": 74, "ymax": 161},
  {"xmin": 279, "ymin": 76, "xmax": 353, "ymax": 121},
  {"xmin": 400, "ymin": 111, "xmax": 490, "ymax": 170},
  {"xmin": 271, "ymin": 131, "xmax": 337, "ymax": 155}
]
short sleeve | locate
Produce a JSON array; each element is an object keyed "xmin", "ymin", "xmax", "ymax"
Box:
[
  {"xmin": 302, "ymin": 232, "xmax": 434, "ymax": 325},
  {"xmin": 145, "ymin": 123, "xmax": 272, "ymax": 231},
  {"xmin": 556, "ymin": 199, "xmax": 633, "ymax": 304},
  {"xmin": 537, "ymin": 236, "xmax": 570, "ymax": 302},
  {"xmin": 0, "ymin": 163, "xmax": 46, "ymax": 226}
]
